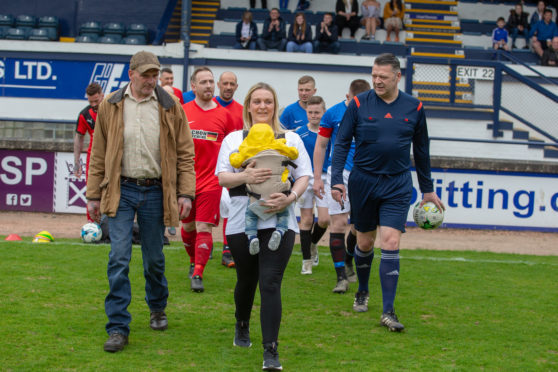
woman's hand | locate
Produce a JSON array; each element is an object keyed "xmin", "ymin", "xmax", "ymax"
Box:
[
  {"xmin": 243, "ymin": 161, "xmax": 272, "ymax": 184},
  {"xmin": 262, "ymin": 192, "xmax": 294, "ymax": 213}
]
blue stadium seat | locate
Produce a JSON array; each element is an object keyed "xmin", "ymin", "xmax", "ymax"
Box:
[
  {"xmin": 0, "ymin": 14, "xmax": 14, "ymax": 26},
  {"xmin": 127, "ymin": 23, "xmax": 147, "ymax": 35},
  {"xmin": 75, "ymin": 34, "xmax": 98, "ymax": 43},
  {"xmin": 98, "ymin": 34, "xmax": 122, "ymax": 44},
  {"xmin": 79, "ymin": 21, "xmax": 102, "ymax": 36},
  {"xmin": 5, "ymin": 27, "xmax": 28, "ymax": 40},
  {"xmin": 38, "ymin": 16, "xmax": 59, "ymax": 28},
  {"xmin": 123, "ymin": 35, "xmax": 146, "ymax": 44},
  {"xmin": 15, "ymin": 15, "xmax": 36, "ymax": 27},
  {"xmin": 28, "ymin": 28, "xmax": 50, "ymax": 41},
  {"xmin": 0, "ymin": 25, "xmax": 11, "ymax": 38},
  {"xmin": 103, "ymin": 22, "xmax": 125, "ymax": 36}
]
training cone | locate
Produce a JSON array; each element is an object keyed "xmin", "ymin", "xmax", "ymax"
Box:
[{"xmin": 5, "ymin": 234, "xmax": 22, "ymax": 241}]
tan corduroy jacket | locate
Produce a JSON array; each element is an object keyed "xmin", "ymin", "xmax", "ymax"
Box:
[{"xmin": 86, "ymin": 84, "xmax": 195, "ymax": 227}]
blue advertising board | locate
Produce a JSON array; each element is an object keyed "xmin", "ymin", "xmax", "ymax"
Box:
[{"xmin": 0, "ymin": 58, "xmax": 130, "ymax": 99}]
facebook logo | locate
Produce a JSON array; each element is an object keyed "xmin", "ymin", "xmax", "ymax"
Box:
[{"xmin": 6, "ymin": 193, "xmax": 17, "ymax": 205}]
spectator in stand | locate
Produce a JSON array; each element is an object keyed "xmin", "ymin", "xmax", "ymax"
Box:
[
  {"xmin": 384, "ymin": 0, "xmax": 405, "ymax": 42},
  {"xmin": 258, "ymin": 8, "xmax": 287, "ymax": 51},
  {"xmin": 361, "ymin": 0, "xmax": 382, "ymax": 40},
  {"xmin": 530, "ymin": 0, "xmax": 546, "ymax": 27},
  {"xmin": 529, "ymin": 8, "xmax": 558, "ymax": 57},
  {"xmin": 235, "ymin": 11, "xmax": 258, "ymax": 50},
  {"xmin": 507, "ymin": 3, "xmax": 530, "ymax": 49},
  {"xmin": 159, "ymin": 68, "xmax": 184, "ymax": 104},
  {"xmin": 314, "ymin": 12, "xmax": 341, "ymax": 54},
  {"xmin": 286, "ymin": 12, "xmax": 313, "ymax": 53},
  {"xmin": 493, "ymin": 17, "xmax": 511, "ymax": 51},
  {"xmin": 250, "ymin": 0, "xmax": 267, "ymax": 8},
  {"xmin": 542, "ymin": 36, "xmax": 558, "ymax": 65},
  {"xmin": 297, "ymin": 0, "xmax": 311, "ymax": 11},
  {"xmin": 335, "ymin": 0, "xmax": 360, "ymax": 39},
  {"xmin": 280, "ymin": 0, "xmax": 289, "ymax": 10}
]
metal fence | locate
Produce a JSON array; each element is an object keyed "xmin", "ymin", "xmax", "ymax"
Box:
[{"xmin": 405, "ymin": 56, "xmax": 558, "ymax": 146}]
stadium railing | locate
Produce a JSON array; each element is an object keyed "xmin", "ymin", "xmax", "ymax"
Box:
[{"xmin": 405, "ymin": 56, "xmax": 558, "ymax": 158}]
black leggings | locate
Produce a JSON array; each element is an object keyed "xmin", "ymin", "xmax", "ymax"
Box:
[{"xmin": 228, "ymin": 228, "xmax": 294, "ymax": 344}]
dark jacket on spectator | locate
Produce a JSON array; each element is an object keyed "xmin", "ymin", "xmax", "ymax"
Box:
[
  {"xmin": 335, "ymin": 0, "xmax": 360, "ymax": 15},
  {"xmin": 235, "ymin": 21, "xmax": 258, "ymax": 43},
  {"xmin": 316, "ymin": 23, "xmax": 339, "ymax": 44},
  {"xmin": 542, "ymin": 47, "xmax": 558, "ymax": 66},
  {"xmin": 261, "ymin": 16, "xmax": 286, "ymax": 41},
  {"xmin": 287, "ymin": 23, "xmax": 313, "ymax": 44},
  {"xmin": 506, "ymin": 10, "xmax": 530, "ymax": 32}
]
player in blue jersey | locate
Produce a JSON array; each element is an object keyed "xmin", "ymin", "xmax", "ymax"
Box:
[
  {"xmin": 331, "ymin": 53, "xmax": 444, "ymax": 330},
  {"xmin": 295, "ymin": 96, "xmax": 330, "ymax": 275},
  {"xmin": 183, "ymin": 90, "xmax": 195, "ymax": 103},
  {"xmin": 280, "ymin": 75, "xmax": 316, "ymax": 130},
  {"xmin": 312, "ymin": 79, "xmax": 371, "ymax": 294}
]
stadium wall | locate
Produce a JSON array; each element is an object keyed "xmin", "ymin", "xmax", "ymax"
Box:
[{"xmin": 1, "ymin": 41, "xmax": 557, "ymax": 231}]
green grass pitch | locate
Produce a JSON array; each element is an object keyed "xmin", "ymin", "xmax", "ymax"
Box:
[{"xmin": 1, "ymin": 238, "xmax": 557, "ymax": 371}]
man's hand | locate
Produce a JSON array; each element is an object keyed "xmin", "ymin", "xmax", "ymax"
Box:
[
  {"xmin": 178, "ymin": 197, "xmax": 192, "ymax": 220},
  {"xmin": 313, "ymin": 177, "xmax": 325, "ymax": 199},
  {"xmin": 74, "ymin": 163, "xmax": 82, "ymax": 178},
  {"xmin": 331, "ymin": 183, "xmax": 346, "ymax": 210},
  {"xmin": 420, "ymin": 192, "xmax": 445, "ymax": 212},
  {"xmin": 87, "ymin": 200, "xmax": 101, "ymax": 223}
]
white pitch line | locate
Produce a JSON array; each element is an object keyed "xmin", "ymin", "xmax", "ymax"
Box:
[{"xmin": 2, "ymin": 241, "xmax": 557, "ymax": 266}]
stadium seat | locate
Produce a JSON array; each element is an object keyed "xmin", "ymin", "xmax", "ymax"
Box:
[
  {"xmin": 98, "ymin": 34, "xmax": 122, "ymax": 44},
  {"xmin": 103, "ymin": 22, "xmax": 125, "ymax": 36},
  {"xmin": 0, "ymin": 25, "xmax": 11, "ymax": 38},
  {"xmin": 15, "ymin": 15, "xmax": 36, "ymax": 27},
  {"xmin": 0, "ymin": 14, "xmax": 14, "ymax": 26},
  {"xmin": 123, "ymin": 35, "xmax": 146, "ymax": 44},
  {"xmin": 75, "ymin": 34, "xmax": 98, "ymax": 43},
  {"xmin": 5, "ymin": 27, "xmax": 28, "ymax": 40},
  {"xmin": 127, "ymin": 23, "xmax": 148, "ymax": 43},
  {"xmin": 79, "ymin": 21, "xmax": 102, "ymax": 36},
  {"xmin": 38, "ymin": 16, "xmax": 59, "ymax": 28},
  {"xmin": 28, "ymin": 28, "xmax": 50, "ymax": 41}
]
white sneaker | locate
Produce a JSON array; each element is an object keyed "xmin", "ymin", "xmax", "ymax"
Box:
[
  {"xmin": 268, "ymin": 230, "xmax": 283, "ymax": 251},
  {"xmin": 310, "ymin": 243, "xmax": 319, "ymax": 266},
  {"xmin": 249, "ymin": 238, "xmax": 260, "ymax": 255},
  {"xmin": 301, "ymin": 259, "xmax": 313, "ymax": 275}
]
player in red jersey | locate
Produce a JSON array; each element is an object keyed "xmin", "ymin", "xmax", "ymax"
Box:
[
  {"xmin": 74, "ymin": 82, "xmax": 104, "ymax": 222},
  {"xmin": 214, "ymin": 71, "xmax": 244, "ymax": 268},
  {"xmin": 181, "ymin": 67, "xmax": 235, "ymax": 292},
  {"xmin": 159, "ymin": 67, "xmax": 184, "ymax": 104},
  {"xmin": 214, "ymin": 71, "xmax": 244, "ymax": 131}
]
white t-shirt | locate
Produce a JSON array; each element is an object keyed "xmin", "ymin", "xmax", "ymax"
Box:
[{"xmin": 215, "ymin": 130, "xmax": 313, "ymax": 235}]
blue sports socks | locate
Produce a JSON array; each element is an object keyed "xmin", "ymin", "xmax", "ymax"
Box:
[
  {"xmin": 379, "ymin": 249, "xmax": 400, "ymax": 313},
  {"xmin": 354, "ymin": 246, "xmax": 374, "ymax": 293}
]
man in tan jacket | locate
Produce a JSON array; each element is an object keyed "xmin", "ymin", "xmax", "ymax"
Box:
[{"xmin": 86, "ymin": 51, "xmax": 195, "ymax": 353}]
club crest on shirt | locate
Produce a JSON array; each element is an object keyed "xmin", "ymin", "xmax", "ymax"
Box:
[{"xmin": 191, "ymin": 129, "xmax": 218, "ymax": 141}]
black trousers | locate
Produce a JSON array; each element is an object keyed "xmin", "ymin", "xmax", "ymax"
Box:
[
  {"xmin": 228, "ymin": 228, "xmax": 294, "ymax": 344},
  {"xmin": 250, "ymin": 0, "xmax": 267, "ymax": 8},
  {"xmin": 335, "ymin": 15, "xmax": 360, "ymax": 36}
]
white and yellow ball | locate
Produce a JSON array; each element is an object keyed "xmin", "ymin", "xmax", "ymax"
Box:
[
  {"xmin": 413, "ymin": 202, "xmax": 444, "ymax": 230},
  {"xmin": 33, "ymin": 230, "xmax": 54, "ymax": 243}
]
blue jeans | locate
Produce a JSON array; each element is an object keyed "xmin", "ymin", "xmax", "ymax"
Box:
[
  {"xmin": 510, "ymin": 27, "xmax": 529, "ymax": 46},
  {"xmin": 105, "ymin": 181, "xmax": 167, "ymax": 336},
  {"xmin": 245, "ymin": 203, "xmax": 289, "ymax": 238},
  {"xmin": 286, "ymin": 41, "xmax": 313, "ymax": 53}
]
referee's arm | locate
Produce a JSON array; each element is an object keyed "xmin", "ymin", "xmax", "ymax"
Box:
[{"xmin": 331, "ymin": 101, "xmax": 357, "ymax": 188}]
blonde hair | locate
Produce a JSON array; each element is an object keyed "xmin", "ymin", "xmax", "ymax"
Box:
[{"xmin": 242, "ymin": 82, "xmax": 286, "ymax": 134}]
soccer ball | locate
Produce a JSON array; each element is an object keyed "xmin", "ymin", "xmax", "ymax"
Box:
[
  {"xmin": 33, "ymin": 230, "xmax": 54, "ymax": 243},
  {"xmin": 81, "ymin": 223, "xmax": 102, "ymax": 243},
  {"xmin": 413, "ymin": 201, "xmax": 444, "ymax": 230}
]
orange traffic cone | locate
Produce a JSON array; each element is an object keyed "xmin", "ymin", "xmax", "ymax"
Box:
[{"xmin": 5, "ymin": 234, "xmax": 22, "ymax": 241}]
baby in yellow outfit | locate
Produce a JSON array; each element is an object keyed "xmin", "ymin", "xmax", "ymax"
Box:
[{"xmin": 229, "ymin": 124, "xmax": 298, "ymax": 254}]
